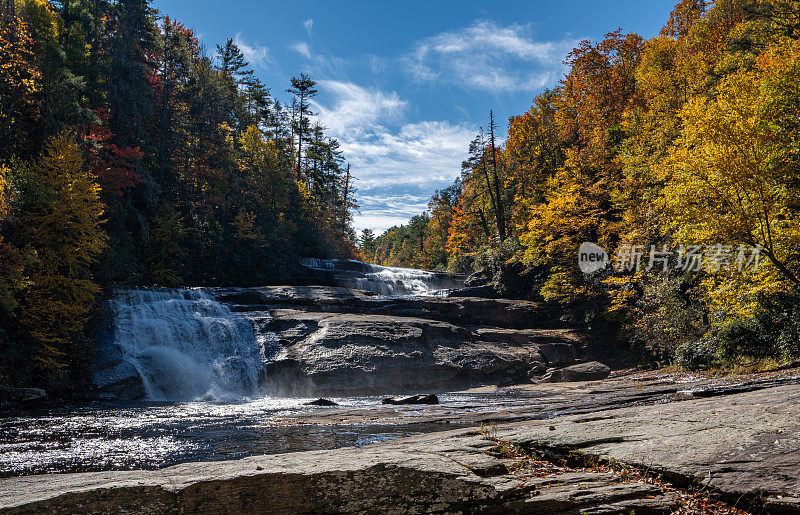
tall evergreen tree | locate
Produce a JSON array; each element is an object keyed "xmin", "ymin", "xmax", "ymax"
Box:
[
  {"xmin": 286, "ymin": 73, "xmax": 317, "ymax": 178},
  {"xmin": 108, "ymin": 0, "xmax": 157, "ymax": 148}
]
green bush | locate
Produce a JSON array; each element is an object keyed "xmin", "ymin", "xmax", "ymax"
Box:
[
  {"xmin": 675, "ymin": 337, "xmax": 719, "ymax": 370},
  {"xmin": 717, "ymin": 289, "xmax": 800, "ymax": 364},
  {"xmin": 625, "ymin": 273, "xmax": 709, "ymax": 367},
  {"xmin": 472, "ymin": 239, "xmax": 545, "ymax": 299},
  {"xmin": 718, "ymin": 317, "xmax": 776, "ymax": 364}
]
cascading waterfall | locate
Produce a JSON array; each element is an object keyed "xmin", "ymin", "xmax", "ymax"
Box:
[
  {"xmin": 353, "ymin": 266, "xmax": 444, "ymax": 296},
  {"xmin": 105, "ymin": 288, "xmax": 262, "ymax": 401},
  {"xmin": 94, "ymin": 260, "xmax": 461, "ymax": 401},
  {"xmin": 300, "ymin": 258, "xmax": 462, "ymax": 296}
]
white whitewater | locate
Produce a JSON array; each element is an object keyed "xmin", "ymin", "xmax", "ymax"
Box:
[
  {"xmin": 108, "ymin": 289, "xmax": 261, "ymax": 401},
  {"xmin": 300, "ymin": 258, "xmax": 457, "ymax": 296},
  {"xmin": 353, "ymin": 266, "xmax": 445, "ymax": 296}
]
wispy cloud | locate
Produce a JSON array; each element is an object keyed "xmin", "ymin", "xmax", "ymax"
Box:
[
  {"xmin": 234, "ymin": 33, "xmax": 272, "ymax": 69},
  {"xmin": 313, "ymin": 80, "xmax": 406, "ymax": 137},
  {"xmin": 312, "ymin": 82, "xmax": 475, "ymax": 234},
  {"xmin": 354, "ymin": 194, "xmax": 432, "ymax": 233},
  {"xmin": 303, "ymin": 18, "xmax": 314, "ymax": 37},
  {"xmin": 290, "ymin": 42, "xmax": 311, "ymax": 59},
  {"xmin": 404, "ymin": 21, "xmax": 578, "ymax": 92},
  {"xmin": 340, "ymin": 120, "xmax": 475, "ymax": 191}
]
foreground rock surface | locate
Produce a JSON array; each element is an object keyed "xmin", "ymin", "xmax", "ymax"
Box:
[{"xmin": 3, "ymin": 380, "xmax": 798, "ymax": 513}]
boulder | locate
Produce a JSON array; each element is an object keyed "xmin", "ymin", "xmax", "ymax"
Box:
[
  {"xmin": 91, "ymin": 360, "xmax": 146, "ymax": 400},
  {"xmin": 304, "ymin": 398, "xmax": 338, "ymax": 406},
  {"xmin": 382, "ymin": 394, "xmax": 439, "ymax": 405},
  {"xmin": 542, "ymin": 361, "xmax": 611, "ymax": 383},
  {"xmin": 464, "ymin": 271, "xmax": 489, "ymax": 287},
  {"xmin": 261, "ymin": 312, "xmax": 576, "ymax": 396},
  {"xmin": 446, "ymin": 285, "xmax": 498, "ymax": 298}
]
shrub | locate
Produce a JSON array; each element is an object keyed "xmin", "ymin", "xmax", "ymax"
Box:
[
  {"xmin": 675, "ymin": 337, "xmax": 719, "ymax": 370},
  {"xmin": 472, "ymin": 239, "xmax": 545, "ymax": 299},
  {"xmin": 624, "ymin": 273, "xmax": 708, "ymax": 366},
  {"xmin": 717, "ymin": 289, "xmax": 800, "ymax": 364}
]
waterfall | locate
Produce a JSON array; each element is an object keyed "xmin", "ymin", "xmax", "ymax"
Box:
[
  {"xmin": 353, "ymin": 266, "xmax": 445, "ymax": 296},
  {"xmin": 103, "ymin": 288, "xmax": 262, "ymax": 401},
  {"xmin": 300, "ymin": 258, "xmax": 463, "ymax": 296}
]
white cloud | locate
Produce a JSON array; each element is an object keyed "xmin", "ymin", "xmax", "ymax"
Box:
[
  {"xmin": 405, "ymin": 21, "xmax": 578, "ymax": 92},
  {"xmin": 291, "ymin": 42, "xmax": 311, "ymax": 59},
  {"xmin": 353, "ymin": 194, "xmax": 432, "ymax": 234},
  {"xmin": 303, "ymin": 18, "xmax": 314, "ymax": 37},
  {"xmin": 311, "ymin": 82, "xmax": 476, "ymax": 234},
  {"xmin": 234, "ymin": 33, "xmax": 272, "ymax": 69},
  {"xmin": 353, "ymin": 215, "xmax": 414, "ymax": 235},
  {"xmin": 339, "ymin": 120, "xmax": 475, "ymax": 191},
  {"xmin": 313, "ymin": 80, "xmax": 406, "ymax": 137}
]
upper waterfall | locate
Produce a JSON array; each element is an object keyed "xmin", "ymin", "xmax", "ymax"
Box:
[
  {"xmin": 299, "ymin": 258, "xmax": 464, "ymax": 296},
  {"xmin": 99, "ymin": 289, "xmax": 262, "ymax": 401}
]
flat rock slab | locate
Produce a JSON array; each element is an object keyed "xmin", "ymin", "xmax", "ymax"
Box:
[
  {"xmin": 499, "ymin": 383, "xmax": 800, "ymax": 499},
  {"xmin": 542, "ymin": 361, "xmax": 610, "ymax": 382},
  {"xmin": 2, "ymin": 382, "xmax": 799, "ymax": 513},
  {"xmin": 0, "ymin": 431, "xmax": 681, "ymax": 514}
]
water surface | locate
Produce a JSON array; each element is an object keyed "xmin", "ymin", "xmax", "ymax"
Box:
[{"xmin": 0, "ymin": 395, "xmax": 481, "ymax": 477}]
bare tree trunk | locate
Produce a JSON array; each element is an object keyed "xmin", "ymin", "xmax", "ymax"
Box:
[
  {"xmin": 342, "ymin": 164, "xmax": 350, "ymax": 227},
  {"xmin": 489, "ymin": 110, "xmax": 506, "ymax": 240},
  {"xmin": 474, "ymin": 209, "xmax": 491, "ymax": 238}
]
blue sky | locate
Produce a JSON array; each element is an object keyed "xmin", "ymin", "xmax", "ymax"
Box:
[{"xmin": 152, "ymin": 0, "xmax": 677, "ymax": 234}]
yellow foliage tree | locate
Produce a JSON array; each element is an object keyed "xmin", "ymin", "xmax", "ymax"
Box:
[
  {"xmin": 662, "ymin": 38, "xmax": 800, "ymax": 310},
  {"xmin": 17, "ymin": 132, "xmax": 108, "ymax": 371}
]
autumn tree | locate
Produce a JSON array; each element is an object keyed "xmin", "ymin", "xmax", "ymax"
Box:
[
  {"xmin": 662, "ymin": 40, "xmax": 800, "ymax": 290},
  {"xmin": 0, "ymin": 13, "xmax": 41, "ymax": 162},
  {"xmin": 424, "ymin": 184, "xmax": 459, "ymax": 269},
  {"xmin": 21, "ymin": 0, "xmax": 93, "ymax": 143},
  {"xmin": 522, "ymin": 30, "xmax": 643, "ymax": 303},
  {"xmin": 84, "ymin": 109, "xmax": 144, "ymax": 198},
  {"xmin": 15, "ymin": 132, "xmax": 107, "ymax": 373},
  {"xmin": 506, "ymin": 90, "xmax": 563, "ymax": 232},
  {"xmin": 488, "ymin": 111, "xmax": 507, "ymax": 240}
]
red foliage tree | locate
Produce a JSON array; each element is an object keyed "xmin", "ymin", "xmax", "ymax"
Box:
[{"xmin": 84, "ymin": 109, "xmax": 144, "ymax": 197}]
